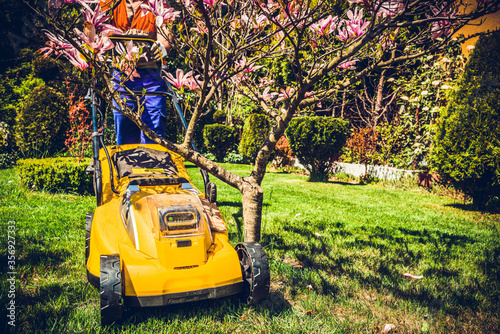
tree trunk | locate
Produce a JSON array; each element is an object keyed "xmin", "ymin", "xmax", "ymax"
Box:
[{"xmin": 241, "ymin": 181, "xmax": 264, "ymax": 242}]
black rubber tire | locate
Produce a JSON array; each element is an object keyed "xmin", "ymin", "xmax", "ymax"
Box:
[
  {"xmin": 235, "ymin": 242, "xmax": 270, "ymax": 304},
  {"xmin": 85, "ymin": 213, "xmax": 93, "ymax": 265},
  {"xmin": 100, "ymin": 254, "xmax": 123, "ymax": 325},
  {"xmin": 206, "ymin": 181, "xmax": 217, "ymax": 203},
  {"xmin": 94, "ymin": 159, "xmax": 102, "ymax": 207}
]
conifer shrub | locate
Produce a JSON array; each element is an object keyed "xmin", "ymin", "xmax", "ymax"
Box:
[
  {"xmin": 18, "ymin": 157, "xmax": 92, "ymax": 194},
  {"xmin": 203, "ymin": 124, "xmax": 238, "ymax": 162},
  {"xmin": 15, "ymin": 85, "xmax": 69, "ymax": 156},
  {"xmin": 32, "ymin": 55, "xmax": 60, "ymax": 82},
  {"xmin": 286, "ymin": 116, "xmax": 349, "ymax": 182},
  {"xmin": 239, "ymin": 113, "xmax": 270, "ymax": 162},
  {"xmin": 431, "ymin": 31, "xmax": 500, "ymax": 208}
]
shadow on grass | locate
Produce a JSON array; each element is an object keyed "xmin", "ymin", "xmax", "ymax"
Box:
[
  {"xmin": 122, "ymin": 289, "xmax": 292, "ymax": 327},
  {"xmin": 323, "ymin": 180, "xmax": 367, "ymax": 186},
  {"xmin": 261, "ymin": 218, "xmax": 500, "ymax": 319},
  {"xmin": 0, "ymin": 236, "xmax": 77, "ymax": 333},
  {"xmin": 444, "ymin": 203, "xmax": 500, "ymax": 214}
]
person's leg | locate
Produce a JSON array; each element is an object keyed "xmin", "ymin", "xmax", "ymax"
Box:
[
  {"xmin": 112, "ymin": 71, "xmax": 142, "ymax": 145},
  {"xmin": 113, "ymin": 105, "xmax": 141, "ymax": 145},
  {"xmin": 140, "ymin": 70, "xmax": 168, "ymax": 144}
]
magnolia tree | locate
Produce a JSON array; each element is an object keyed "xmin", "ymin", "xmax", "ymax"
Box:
[{"xmin": 33, "ymin": 0, "xmax": 499, "ymax": 241}]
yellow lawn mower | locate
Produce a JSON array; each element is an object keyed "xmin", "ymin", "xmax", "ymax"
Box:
[{"xmin": 85, "ymin": 37, "xmax": 270, "ymax": 325}]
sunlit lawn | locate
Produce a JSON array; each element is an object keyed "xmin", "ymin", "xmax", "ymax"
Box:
[{"xmin": 0, "ymin": 163, "xmax": 499, "ymax": 333}]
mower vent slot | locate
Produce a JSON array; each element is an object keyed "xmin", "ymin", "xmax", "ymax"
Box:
[{"xmin": 177, "ymin": 240, "xmax": 192, "ymax": 248}]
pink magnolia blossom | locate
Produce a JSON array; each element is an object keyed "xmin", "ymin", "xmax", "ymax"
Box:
[
  {"xmin": 429, "ymin": 15, "xmax": 453, "ymax": 39},
  {"xmin": 276, "ymin": 87, "xmax": 295, "ymax": 104},
  {"xmin": 258, "ymin": 76, "xmax": 275, "ymax": 88},
  {"xmin": 374, "ymin": 0, "xmax": 405, "ymax": 18},
  {"xmin": 39, "ymin": 31, "xmax": 88, "ymax": 70},
  {"xmin": 177, "ymin": 0, "xmax": 195, "ymax": 7},
  {"xmin": 140, "ymin": 0, "xmax": 180, "ymax": 27},
  {"xmin": 338, "ymin": 59, "xmax": 358, "ymax": 70},
  {"xmin": 164, "ymin": 69, "xmax": 193, "ymax": 89},
  {"xmin": 74, "ymin": 27, "xmax": 115, "ymax": 61},
  {"xmin": 309, "ymin": 15, "xmax": 339, "ymax": 36},
  {"xmin": 230, "ymin": 18, "xmax": 241, "ymax": 30},
  {"xmin": 203, "ymin": 0, "xmax": 226, "ymax": 6},
  {"xmin": 336, "ymin": 27, "xmax": 349, "ymax": 41},
  {"xmin": 67, "ymin": 49, "xmax": 90, "ymax": 70},
  {"xmin": 185, "ymin": 75, "xmax": 203, "ymax": 91},
  {"xmin": 345, "ymin": 8, "xmax": 370, "ymax": 38},
  {"xmin": 305, "ymin": 91, "xmax": 322, "ymax": 108},
  {"xmin": 253, "ymin": 14, "xmax": 269, "ymax": 29},
  {"xmin": 255, "ymin": 0, "xmax": 279, "ymax": 14},
  {"xmin": 261, "ymin": 87, "xmax": 278, "ymax": 102},
  {"xmin": 39, "ymin": 31, "xmax": 74, "ymax": 58},
  {"xmin": 81, "ymin": 4, "xmax": 123, "ymax": 34},
  {"xmin": 114, "ymin": 41, "xmax": 147, "ymax": 80},
  {"xmin": 236, "ymin": 56, "xmax": 262, "ymax": 73},
  {"xmin": 403, "ymin": 273, "xmax": 424, "ymax": 279},
  {"xmin": 191, "ymin": 21, "xmax": 208, "ymax": 34}
]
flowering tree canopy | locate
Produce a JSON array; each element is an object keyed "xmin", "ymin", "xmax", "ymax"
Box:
[{"xmin": 32, "ymin": 0, "xmax": 500, "ymax": 241}]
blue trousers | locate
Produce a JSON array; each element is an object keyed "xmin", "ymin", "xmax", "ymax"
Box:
[{"xmin": 113, "ymin": 68, "xmax": 168, "ymax": 145}]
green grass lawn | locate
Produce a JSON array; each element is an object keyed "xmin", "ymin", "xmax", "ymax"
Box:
[{"xmin": 1, "ymin": 164, "xmax": 499, "ymax": 333}]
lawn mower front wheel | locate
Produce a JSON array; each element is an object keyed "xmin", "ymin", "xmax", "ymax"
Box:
[
  {"xmin": 100, "ymin": 254, "xmax": 124, "ymax": 326},
  {"xmin": 235, "ymin": 242, "xmax": 270, "ymax": 304}
]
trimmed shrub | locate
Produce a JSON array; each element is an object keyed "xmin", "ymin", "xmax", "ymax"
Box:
[
  {"xmin": 15, "ymin": 85, "xmax": 69, "ymax": 156},
  {"xmin": 286, "ymin": 116, "xmax": 349, "ymax": 182},
  {"xmin": 18, "ymin": 157, "xmax": 92, "ymax": 194},
  {"xmin": 32, "ymin": 55, "xmax": 60, "ymax": 82},
  {"xmin": 203, "ymin": 124, "xmax": 238, "ymax": 162},
  {"xmin": 239, "ymin": 113, "xmax": 270, "ymax": 163},
  {"xmin": 431, "ymin": 31, "xmax": 500, "ymax": 209}
]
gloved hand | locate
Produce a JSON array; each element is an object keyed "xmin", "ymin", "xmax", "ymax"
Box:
[{"xmin": 150, "ymin": 42, "xmax": 168, "ymax": 63}]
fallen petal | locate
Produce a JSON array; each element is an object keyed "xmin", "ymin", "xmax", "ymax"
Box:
[
  {"xmin": 382, "ymin": 324, "xmax": 395, "ymax": 333},
  {"xmin": 403, "ymin": 273, "xmax": 424, "ymax": 279}
]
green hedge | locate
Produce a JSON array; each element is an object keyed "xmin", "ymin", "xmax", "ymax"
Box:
[
  {"xmin": 203, "ymin": 124, "xmax": 238, "ymax": 162},
  {"xmin": 239, "ymin": 113, "xmax": 270, "ymax": 163},
  {"xmin": 18, "ymin": 157, "xmax": 92, "ymax": 194},
  {"xmin": 286, "ymin": 116, "xmax": 349, "ymax": 182}
]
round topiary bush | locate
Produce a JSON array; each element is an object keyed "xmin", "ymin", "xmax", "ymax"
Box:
[
  {"xmin": 203, "ymin": 124, "xmax": 238, "ymax": 162},
  {"xmin": 15, "ymin": 85, "xmax": 69, "ymax": 156},
  {"xmin": 32, "ymin": 56, "xmax": 60, "ymax": 82},
  {"xmin": 286, "ymin": 116, "xmax": 349, "ymax": 182},
  {"xmin": 431, "ymin": 31, "xmax": 500, "ymax": 209},
  {"xmin": 239, "ymin": 113, "xmax": 270, "ymax": 163}
]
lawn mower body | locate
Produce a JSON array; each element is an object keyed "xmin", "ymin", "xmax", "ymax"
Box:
[{"xmin": 86, "ymin": 144, "xmax": 244, "ymax": 307}]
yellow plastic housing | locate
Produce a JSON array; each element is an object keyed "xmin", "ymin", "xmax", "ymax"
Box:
[{"xmin": 86, "ymin": 144, "xmax": 243, "ymax": 299}]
